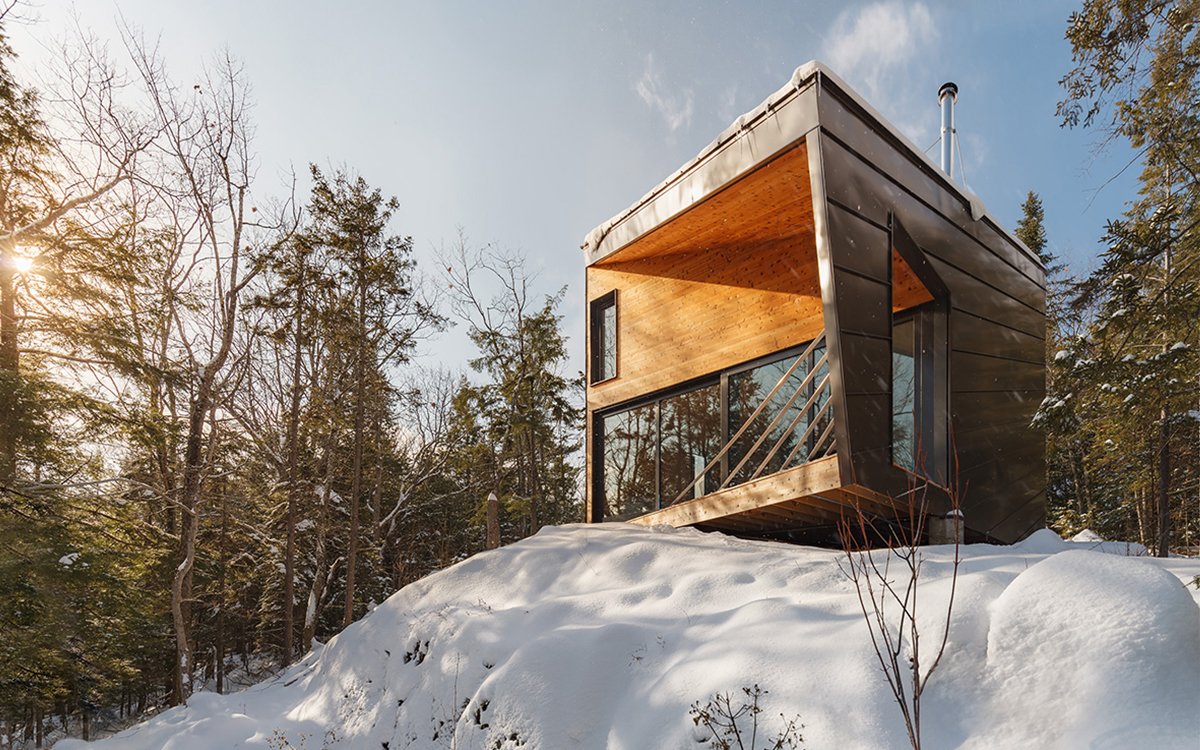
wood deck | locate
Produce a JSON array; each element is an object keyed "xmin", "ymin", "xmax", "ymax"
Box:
[{"xmin": 625, "ymin": 455, "xmax": 896, "ymax": 533}]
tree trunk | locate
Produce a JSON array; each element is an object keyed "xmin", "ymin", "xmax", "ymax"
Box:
[
  {"xmin": 370, "ymin": 412, "xmax": 383, "ymax": 539},
  {"xmin": 303, "ymin": 432, "xmax": 336, "ymax": 652},
  {"xmin": 1157, "ymin": 406, "xmax": 1170, "ymax": 557},
  {"xmin": 525, "ymin": 429, "xmax": 541, "ymax": 532},
  {"xmin": 282, "ymin": 269, "xmax": 305, "ymax": 665},
  {"xmin": 215, "ymin": 481, "xmax": 228, "ymax": 693},
  {"xmin": 172, "ymin": 383, "xmax": 227, "ymax": 704},
  {"xmin": 171, "ymin": 397, "xmax": 206, "ymax": 704},
  {"xmin": 0, "ymin": 250, "xmax": 19, "ymax": 485},
  {"xmin": 486, "ymin": 493, "xmax": 500, "ymax": 550},
  {"xmin": 1132, "ymin": 486, "xmax": 1146, "ymax": 548},
  {"xmin": 343, "ymin": 275, "xmax": 367, "ymax": 628}
]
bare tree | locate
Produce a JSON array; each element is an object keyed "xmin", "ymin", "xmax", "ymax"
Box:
[
  {"xmin": 838, "ymin": 480, "xmax": 961, "ymax": 750},
  {"xmin": 378, "ymin": 368, "xmax": 462, "ymax": 535},
  {"xmin": 441, "ymin": 236, "xmax": 582, "ymax": 535},
  {"xmin": 125, "ymin": 36, "xmax": 296, "ymax": 702}
]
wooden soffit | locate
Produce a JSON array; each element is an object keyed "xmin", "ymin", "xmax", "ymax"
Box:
[{"xmin": 594, "ymin": 142, "xmax": 818, "ymax": 268}]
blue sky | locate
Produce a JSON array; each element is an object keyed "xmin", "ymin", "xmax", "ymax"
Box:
[{"xmin": 12, "ymin": 1, "xmax": 1140, "ymax": 374}]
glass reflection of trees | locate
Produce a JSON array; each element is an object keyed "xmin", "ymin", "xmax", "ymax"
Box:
[
  {"xmin": 892, "ymin": 316, "xmax": 916, "ymax": 471},
  {"xmin": 600, "ymin": 301, "xmax": 617, "ymax": 380},
  {"xmin": 602, "ymin": 404, "xmax": 657, "ymax": 519},
  {"xmin": 727, "ymin": 345, "xmax": 828, "ymax": 487},
  {"xmin": 599, "ymin": 342, "xmax": 831, "ymax": 518},
  {"xmin": 660, "ymin": 383, "xmax": 722, "ymax": 503}
]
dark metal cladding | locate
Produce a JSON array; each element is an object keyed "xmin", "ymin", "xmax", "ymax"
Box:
[
  {"xmin": 815, "ymin": 89, "xmax": 1045, "ymax": 289},
  {"xmin": 951, "ymin": 390, "xmax": 1045, "ymax": 423},
  {"xmin": 926, "ymin": 257, "xmax": 1045, "ymax": 338},
  {"xmin": 806, "ymin": 128, "xmax": 855, "ymax": 490},
  {"xmin": 827, "ymin": 203, "xmax": 890, "ymax": 281},
  {"xmin": 833, "ymin": 274, "xmax": 891, "ymax": 339},
  {"xmin": 818, "ymin": 136, "xmax": 1045, "ymax": 312},
  {"xmin": 811, "ymin": 73, "xmax": 1046, "ymax": 543},
  {"xmin": 990, "ymin": 490, "xmax": 1049, "ymax": 541},
  {"xmin": 951, "ymin": 352, "xmax": 1044, "ymax": 392},
  {"xmin": 838, "ymin": 335, "xmax": 892, "ymax": 394},
  {"xmin": 952, "ymin": 314, "xmax": 1044, "ymax": 363}
]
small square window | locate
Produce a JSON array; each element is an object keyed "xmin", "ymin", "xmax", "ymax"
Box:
[{"xmin": 590, "ymin": 291, "xmax": 617, "ymax": 384}]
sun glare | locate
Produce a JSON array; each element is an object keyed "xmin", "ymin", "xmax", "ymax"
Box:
[{"xmin": 12, "ymin": 255, "xmax": 34, "ymax": 273}]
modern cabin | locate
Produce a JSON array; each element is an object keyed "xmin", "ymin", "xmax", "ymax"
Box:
[{"xmin": 581, "ymin": 62, "xmax": 1046, "ymax": 544}]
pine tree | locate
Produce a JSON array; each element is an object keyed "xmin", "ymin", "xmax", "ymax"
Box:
[
  {"xmin": 0, "ymin": 18, "xmax": 56, "ymax": 486},
  {"xmin": 1058, "ymin": 0, "xmax": 1200, "ymax": 554},
  {"xmin": 1015, "ymin": 192, "xmax": 1049, "ymax": 265},
  {"xmin": 445, "ymin": 243, "xmax": 583, "ymax": 538},
  {"xmin": 0, "ymin": 16, "xmax": 171, "ymax": 735},
  {"xmin": 304, "ymin": 165, "xmax": 441, "ymax": 626}
]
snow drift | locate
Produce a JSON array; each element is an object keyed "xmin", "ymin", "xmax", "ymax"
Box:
[{"xmin": 60, "ymin": 524, "xmax": 1200, "ymax": 749}]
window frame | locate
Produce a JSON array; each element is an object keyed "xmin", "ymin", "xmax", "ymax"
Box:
[
  {"xmin": 589, "ymin": 290, "xmax": 618, "ymax": 385},
  {"xmin": 889, "ymin": 218, "xmax": 951, "ymax": 486}
]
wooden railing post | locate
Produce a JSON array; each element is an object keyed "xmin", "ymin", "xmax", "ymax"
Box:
[{"xmin": 668, "ymin": 333, "xmax": 833, "ymax": 507}]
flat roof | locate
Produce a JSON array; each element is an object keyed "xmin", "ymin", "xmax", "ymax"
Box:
[{"xmin": 582, "ymin": 60, "xmax": 1040, "ymax": 269}]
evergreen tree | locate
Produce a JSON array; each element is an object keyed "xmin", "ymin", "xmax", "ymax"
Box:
[
  {"xmin": 1015, "ymin": 191, "xmax": 1049, "ymax": 265},
  {"xmin": 0, "ymin": 16, "xmax": 56, "ymax": 486},
  {"xmin": 1056, "ymin": 0, "xmax": 1200, "ymax": 554},
  {"xmin": 0, "ymin": 15, "xmax": 169, "ymax": 736},
  {"xmin": 445, "ymin": 243, "xmax": 583, "ymax": 538},
  {"xmin": 304, "ymin": 164, "xmax": 442, "ymax": 626}
]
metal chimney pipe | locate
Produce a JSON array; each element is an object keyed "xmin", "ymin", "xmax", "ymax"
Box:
[{"xmin": 938, "ymin": 81, "xmax": 958, "ymax": 179}]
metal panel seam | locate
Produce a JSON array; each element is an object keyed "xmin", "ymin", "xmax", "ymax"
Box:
[{"xmin": 806, "ymin": 128, "xmax": 852, "ymax": 486}]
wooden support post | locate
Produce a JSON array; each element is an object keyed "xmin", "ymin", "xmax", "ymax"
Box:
[{"xmin": 486, "ymin": 493, "xmax": 501, "ymax": 550}]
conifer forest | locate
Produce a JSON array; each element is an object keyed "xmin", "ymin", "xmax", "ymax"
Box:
[
  {"xmin": 0, "ymin": 4, "xmax": 581, "ymax": 736},
  {"xmin": 0, "ymin": 0, "xmax": 1197, "ymax": 745}
]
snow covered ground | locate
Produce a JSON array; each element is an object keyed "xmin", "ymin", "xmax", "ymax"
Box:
[{"xmin": 59, "ymin": 524, "xmax": 1200, "ymax": 749}]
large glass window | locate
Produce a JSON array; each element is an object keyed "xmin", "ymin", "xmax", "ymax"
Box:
[
  {"xmin": 596, "ymin": 340, "xmax": 835, "ymax": 518},
  {"xmin": 730, "ymin": 357, "xmax": 804, "ymax": 485},
  {"xmin": 601, "ymin": 403, "xmax": 657, "ymax": 519},
  {"xmin": 728, "ymin": 345, "xmax": 828, "ymax": 486},
  {"xmin": 660, "ymin": 383, "xmax": 722, "ymax": 503}
]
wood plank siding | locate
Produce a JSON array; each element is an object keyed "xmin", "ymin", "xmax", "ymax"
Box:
[
  {"xmin": 627, "ymin": 455, "xmax": 842, "ymax": 529},
  {"xmin": 586, "ymin": 143, "xmax": 824, "ymax": 411}
]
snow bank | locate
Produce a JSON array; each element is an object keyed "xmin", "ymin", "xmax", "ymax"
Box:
[
  {"xmin": 965, "ymin": 551, "xmax": 1200, "ymax": 749},
  {"xmin": 59, "ymin": 525, "xmax": 1200, "ymax": 749}
]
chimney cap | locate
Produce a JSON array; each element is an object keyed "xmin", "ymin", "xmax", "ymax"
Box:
[{"xmin": 938, "ymin": 81, "xmax": 958, "ymax": 102}]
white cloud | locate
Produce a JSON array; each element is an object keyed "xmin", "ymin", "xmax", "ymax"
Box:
[
  {"xmin": 634, "ymin": 54, "xmax": 694, "ymax": 133},
  {"xmin": 823, "ymin": 1, "xmax": 939, "ymax": 143}
]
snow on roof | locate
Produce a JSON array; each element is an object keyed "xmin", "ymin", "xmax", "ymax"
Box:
[{"xmin": 582, "ymin": 60, "xmax": 1040, "ymax": 269}]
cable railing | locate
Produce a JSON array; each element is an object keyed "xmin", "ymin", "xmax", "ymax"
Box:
[{"xmin": 669, "ymin": 333, "xmax": 835, "ymax": 507}]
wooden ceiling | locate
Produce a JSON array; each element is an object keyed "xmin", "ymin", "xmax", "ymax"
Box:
[
  {"xmin": 597, "ymin": 142, "xmax": 816, "ymax": 267},
  {"xmin": 892, "ymin": 249, "xmax": 935, "ymax": 311}
]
